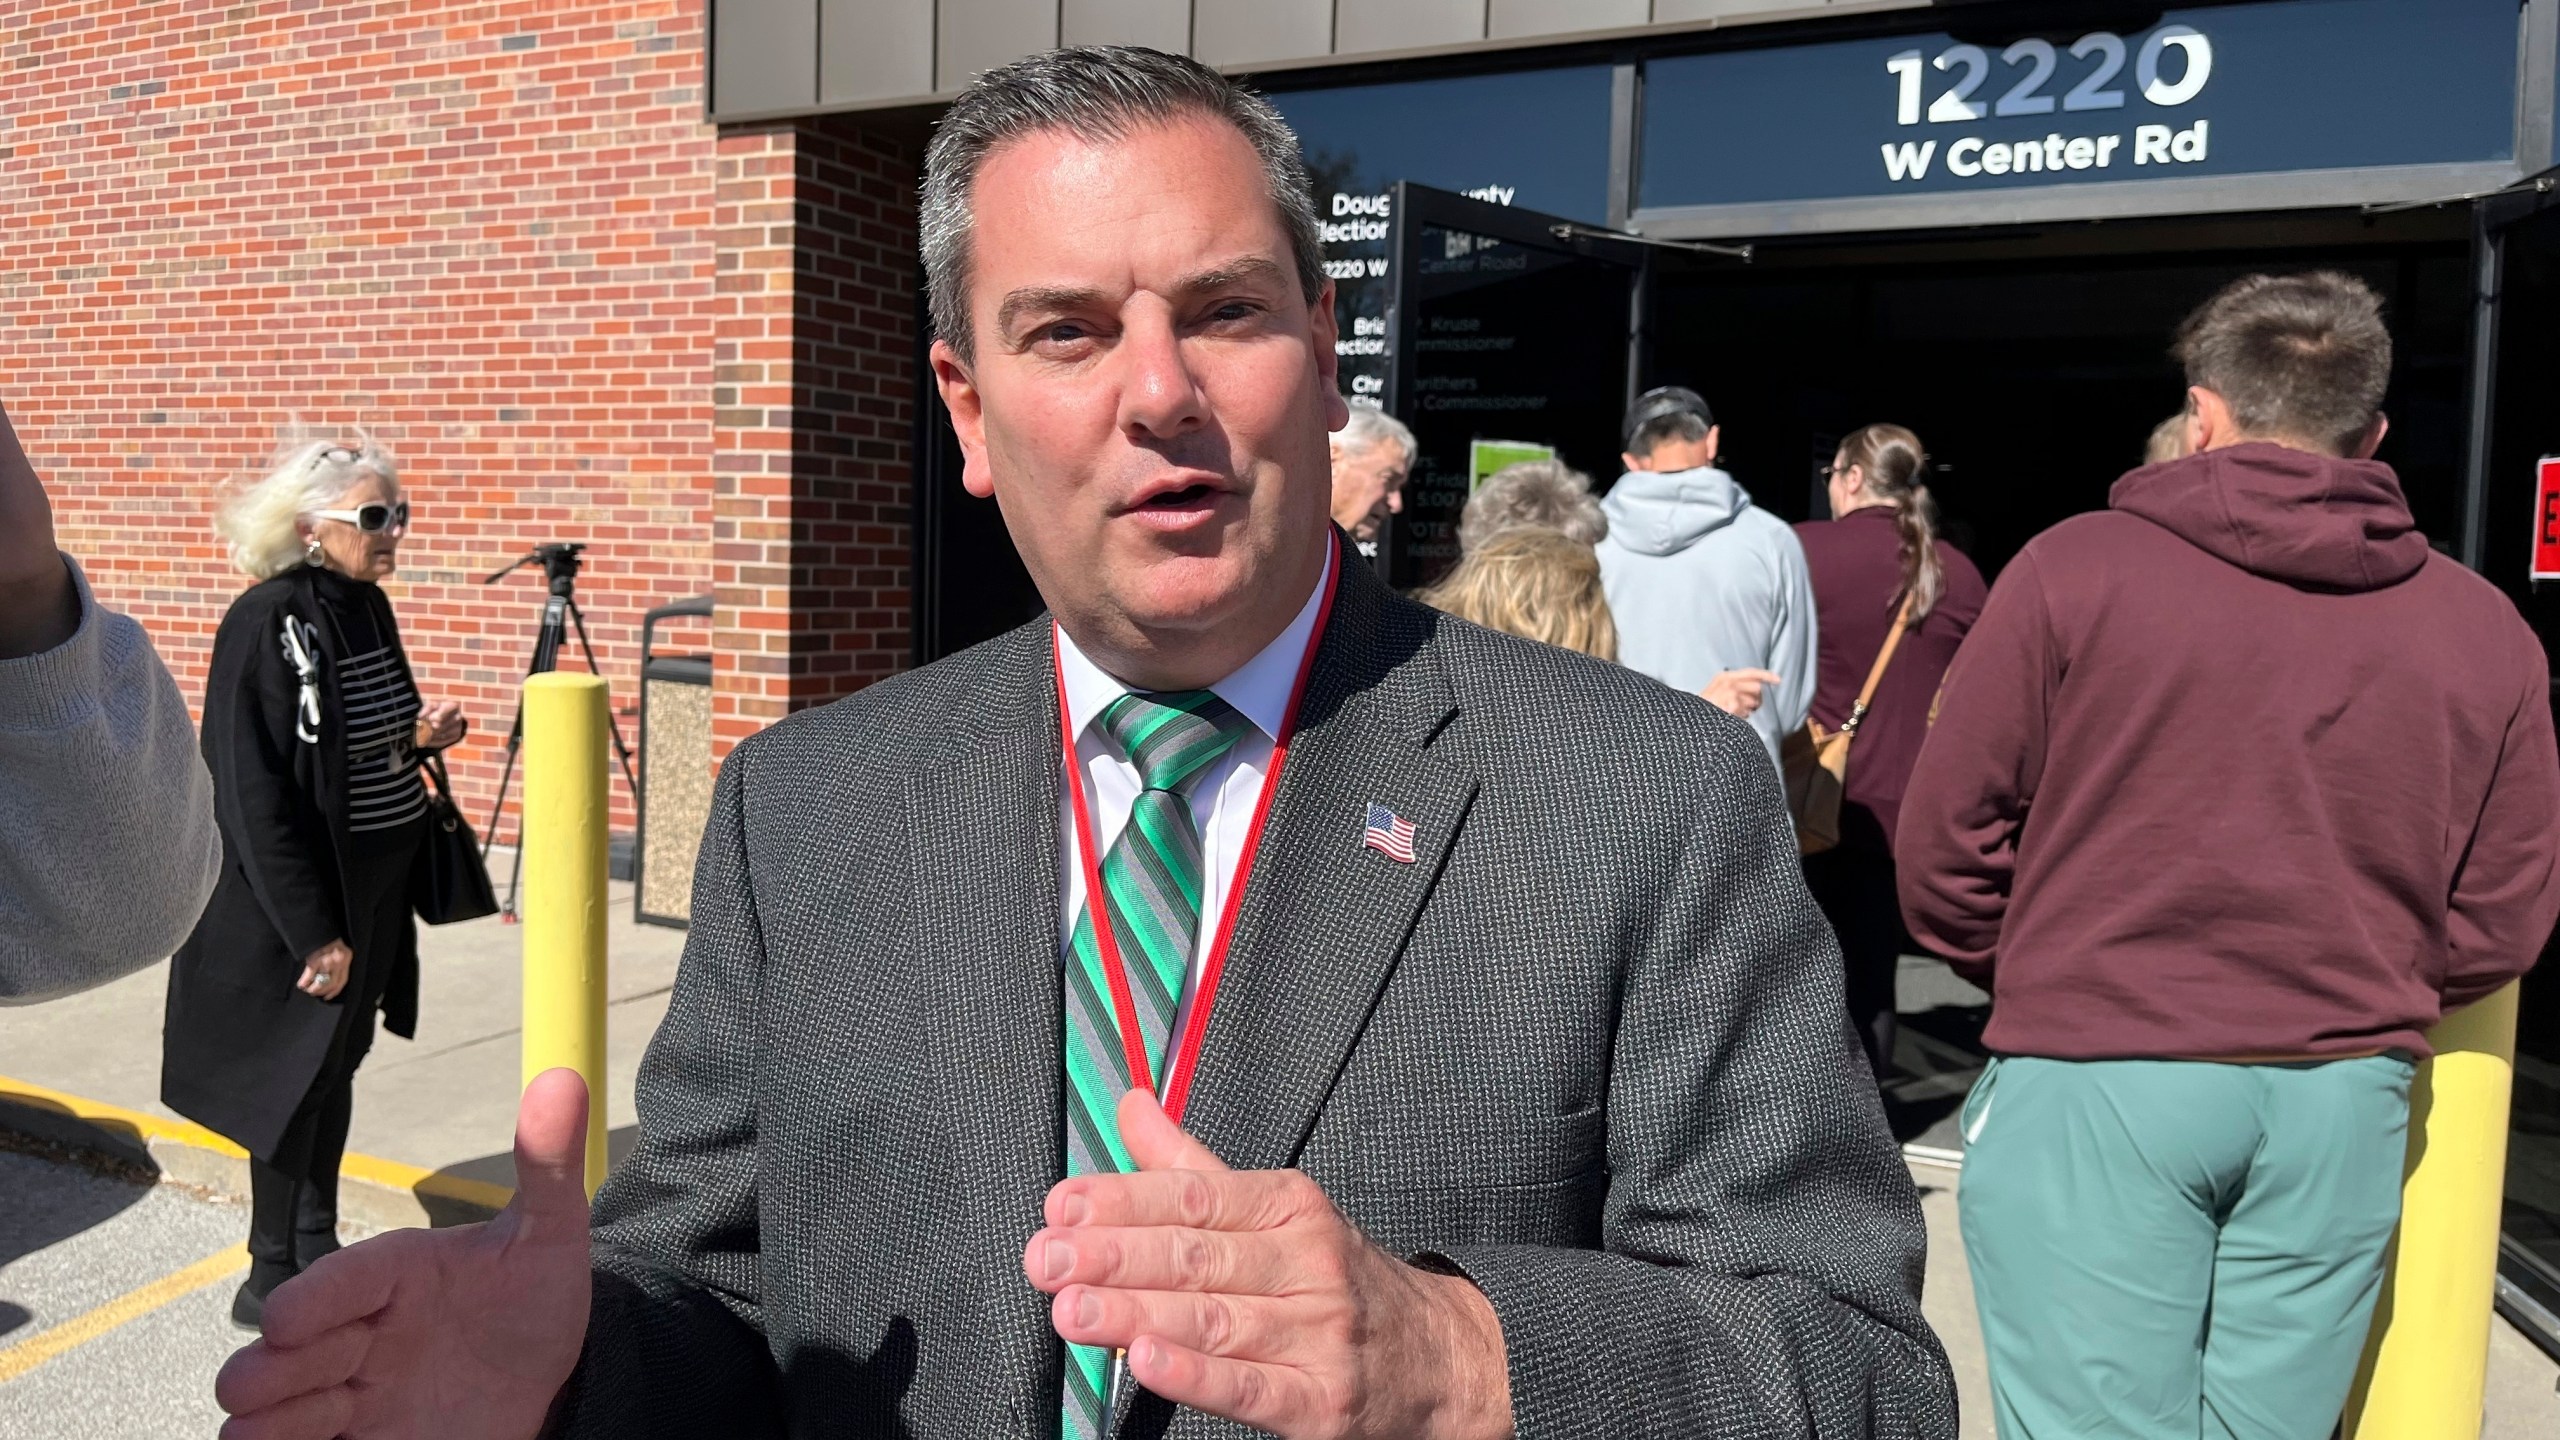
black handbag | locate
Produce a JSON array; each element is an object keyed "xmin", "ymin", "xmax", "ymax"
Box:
[{"xmin": 414, "ymin": 752, "xmax": 499, "ymax": 925}]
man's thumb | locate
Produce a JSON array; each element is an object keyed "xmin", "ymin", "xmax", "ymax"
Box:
[
  {"xmin": 513, "ymin": 1067, "xmax": 592, "ymax": 1216},
  {"xmin": 1119, "ymin": 1088, "xmax": 1230, "ymax": 1173}
]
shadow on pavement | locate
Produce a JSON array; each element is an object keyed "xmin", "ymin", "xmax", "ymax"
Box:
[
  {"xmin": 1887, "ymin": 957, "xmax": 1992, "ymax": 1150},
  {"xmin": 0, "ymin": 1120, "xmax": 157, "ymax": 1337},
  {"xmin": 416, "ymin": 1124, "xmax": 641, "ymax": 1227}
]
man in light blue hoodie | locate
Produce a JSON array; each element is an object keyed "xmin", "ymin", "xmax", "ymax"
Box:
[{"xmin": 1599, "ymin": 387, "xmax": 1817, "ymax": 771}]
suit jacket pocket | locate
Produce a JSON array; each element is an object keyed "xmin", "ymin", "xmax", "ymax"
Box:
[
  {"xmin": 1302, "ymin": 1104, "xmax": 1606, "ymax": 1196},
  {"xmin": 1328, "ymin": 1167, "xmax": 1607, "ymax": 1255}
]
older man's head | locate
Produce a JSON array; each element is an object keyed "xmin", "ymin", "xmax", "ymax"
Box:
[{"xmin": 1327, "ymin": 404, "xmax": 1415, "ymax": 545}]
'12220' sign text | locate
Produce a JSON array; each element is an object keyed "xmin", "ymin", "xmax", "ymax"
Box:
[{"xmin": 1880, "ymin": 25, "xmax": 2213, "ymax": 185}]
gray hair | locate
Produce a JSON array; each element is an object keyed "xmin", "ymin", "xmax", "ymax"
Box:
[
  {"xmin": 920, "ymin": 46, "xmax": 1326, "ymax": 362},
  {"xmin": 1333, "ymin": 402, "xmax": 1415, "ymax": 465},
  {"xmin": 215, "ymin": 434, "xmax": 398, "ymax": 579},
  {"xmin": 1460, "ymin": 459, "xmax": 1606, "ymax": 553}
]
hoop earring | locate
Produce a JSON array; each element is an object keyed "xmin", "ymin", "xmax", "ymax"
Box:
[{"xmin": 304, "ymin": 539, "xmax": 325, "ymax": 567}]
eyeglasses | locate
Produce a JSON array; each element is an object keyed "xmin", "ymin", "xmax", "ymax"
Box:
[{"xmin": 310, "ymin": 501, "xmax": 411, "ymax": 533}]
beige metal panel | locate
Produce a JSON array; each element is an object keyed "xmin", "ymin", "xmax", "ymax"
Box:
[
  {"xmin": 819, "ymin": 0, "xmax": 935, "ymax": 105},
  {"xmin": 712, "ymin": 0, "xmax": 819, "ymax": 117},
  {"xmin": 1335, "ymin": 0, "xmax": 1484, "ymax": 54},
  {"xmin": 638, "ymin": 677, "xmax": 712, "ymax": 926},
  {"xmin": 725, "ymin": 0, "xmax": 1925, "ymax": 117},
  {"xmin": 1653, "ymin": 0, "xmax": 1841, "ymax": 21},
  {"xmin": 1061, "ymin": 0, "xmax": 1190, "ymax": 51},
  {"xmin": 1489, "ymin": 0, "xmax": 1648, "ymax": 38},
  {"xmin": 939, "ymin": 0, "xmax": 1060, "ymax": 88},
  {"xmin": 1193, "ymin": 0, "xmax": 1332, "ymax": 67}
]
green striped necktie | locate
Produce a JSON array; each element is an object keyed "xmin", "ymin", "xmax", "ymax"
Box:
[{"xmin": 1060, "ymin": 688, "xmax": 1254, "ymax": 1440}]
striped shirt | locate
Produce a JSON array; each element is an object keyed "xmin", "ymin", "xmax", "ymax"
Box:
[{"xmin": 336, "ymin": 638, "xmax": 426, "ymax": 834}]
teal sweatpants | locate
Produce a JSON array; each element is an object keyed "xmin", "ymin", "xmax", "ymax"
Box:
[{"xmin": 1956, "ymin": 1055, "xmax": 2412, "ymax": 1440}]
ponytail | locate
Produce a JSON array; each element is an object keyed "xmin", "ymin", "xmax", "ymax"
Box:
[{"xmin": 1837, "ymin": 423, "xmax": 1944, "ymax": 621}]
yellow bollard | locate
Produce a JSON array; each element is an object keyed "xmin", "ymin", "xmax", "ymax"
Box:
[
  {"xmin": 2342, "ymin": 980, "xmax": 2521, "ymax": 1439},
  {"xmin": 520, "ymin": 672, "xmax": 610, "ymax": 1198}
]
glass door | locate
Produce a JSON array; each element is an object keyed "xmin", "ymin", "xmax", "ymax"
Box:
[
  {"xmin": 1382, "ymin": 183, "xmax": 1644, "ymax": 593},
  {"xmin": 2471, "ymin": 189, "xmax": 2560, "ymax": 1361}
]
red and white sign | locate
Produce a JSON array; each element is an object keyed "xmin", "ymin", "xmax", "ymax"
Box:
[{"xmin": 2536, "ymin": 457, "xmax": 2560, "ymax": 581}]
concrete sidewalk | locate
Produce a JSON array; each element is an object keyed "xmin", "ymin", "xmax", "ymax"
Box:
[{"xmin": 0, "ymin": 864, "xmax": 684, "ymax": 1224}]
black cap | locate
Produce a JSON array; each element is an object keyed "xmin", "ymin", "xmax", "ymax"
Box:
[{"xmin": 1622, "ymin": 386, "xmax": 1714, "ymax": 449}]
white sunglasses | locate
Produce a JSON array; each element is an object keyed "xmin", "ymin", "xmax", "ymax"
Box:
[{"xmin": 310, "ymin": 501, "xmax": 411, "ymax": 533}]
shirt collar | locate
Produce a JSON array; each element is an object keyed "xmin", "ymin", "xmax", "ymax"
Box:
[{"xmin": 1055, "ymin": 542, "xmax": 1334, "ymax": 746}]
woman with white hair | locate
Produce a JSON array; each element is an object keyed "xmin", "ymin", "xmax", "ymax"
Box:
[
  {"xmin": 1457, "ymin": 457, "xmax": 1610, "ymax": 553},
  {"xmin": 1459, "ymin": 458, "xmax": 1776, "ymax": 719},
  {"xmin": 163, "ymin": 436, "xmax": 468, "ymax": 1330}
]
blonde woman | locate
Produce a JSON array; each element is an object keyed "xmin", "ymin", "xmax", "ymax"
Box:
[
  {"xmin": 164, "ymin": 436, "xmax": 467, "ymax": 1330},
  {"xmin": 1418, "ymin": 524, "xmax": 1619, "ymax": 660},
  {"xmin": 2144, "ymin": 409, "xmax": 2193, "ymax": 465}
]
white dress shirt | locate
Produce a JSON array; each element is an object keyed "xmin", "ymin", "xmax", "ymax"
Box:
[{"xmin": 1054, "ymin": 548, "xmax": 1333, "ymax": 1053}]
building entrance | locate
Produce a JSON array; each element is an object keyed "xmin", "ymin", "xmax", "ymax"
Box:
[
  {"xmin": 1639, "ymin": 211, "xmax": 2475, "ymax": 573},
  {"xmin": 1637, "ymin": 203, "xmax": 2560, "ymax": 1354}
]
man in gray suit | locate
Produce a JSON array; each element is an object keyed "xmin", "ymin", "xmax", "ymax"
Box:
[{"xmin": 216, "ymin": 47, "xmax": 1953, "ymax": 1440}]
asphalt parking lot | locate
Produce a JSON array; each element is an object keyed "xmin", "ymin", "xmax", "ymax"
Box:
[{"xmin": 0, "ymin": 1137, "xmax": 301, "ymax": 1439}]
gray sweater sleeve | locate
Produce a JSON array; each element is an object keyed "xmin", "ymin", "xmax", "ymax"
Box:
[
  {"xmin": 1742, "ymin": 524, "xmax": 1820, "ymax": 772},
  {"xmin": 0, "ymin": 555, "xmax": 222, "ymax": 1003}
]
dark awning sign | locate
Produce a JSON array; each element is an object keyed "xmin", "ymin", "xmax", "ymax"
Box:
[{"xmin": 1638, "ymin": 0, "xmax": 2525, "ymax": 230}]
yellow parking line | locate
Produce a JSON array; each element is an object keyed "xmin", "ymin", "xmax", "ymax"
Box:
[
  {"xmin": 0, "ymin": 1072, "xmax": 517, "ymax": 1217},
  {"xmin": 0, "ymin": 1242, "xmax": 248, "ymax": 1385}
]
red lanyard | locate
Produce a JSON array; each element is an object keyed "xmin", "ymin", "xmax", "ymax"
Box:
[{"xmin": 1053, "ymin": 538, "xmax": 1340, "ymax": 1125}]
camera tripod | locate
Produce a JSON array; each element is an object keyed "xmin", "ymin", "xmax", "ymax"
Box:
[{"xmin": 480, "ymin": 543, "xmax": 640, "ymax": 920}]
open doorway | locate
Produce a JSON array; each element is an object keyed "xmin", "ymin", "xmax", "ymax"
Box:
[
  {"xmin": 1636, "ymin": 208, "xmax": 2476, "ymax": 1149},
  {"xmin": 1643, "ymin": 211, "xmax": 2474, "ymax": 580}
]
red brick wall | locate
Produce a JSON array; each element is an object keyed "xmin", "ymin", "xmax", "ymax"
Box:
[
  {"xmin": 0, "ymin": 0, "xmax": 729, "ymax": 837},
  {"xmin": 710, "ymin": 119, "xmax": 917, "ymax": 753}
]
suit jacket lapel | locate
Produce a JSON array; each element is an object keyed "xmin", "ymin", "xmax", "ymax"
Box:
[
  {"xmin": 1177, "ymin": 562, "xmax": 1477, "ymax": 1174},
  {"xmin": 909, "ymin": 621, "xmax": 1063, "ymax": 1439}
]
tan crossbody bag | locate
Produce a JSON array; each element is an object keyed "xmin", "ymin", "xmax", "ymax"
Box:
[{"xmin": 1781, "ymin": 595, "xmax": 1914, "ymax": 856}]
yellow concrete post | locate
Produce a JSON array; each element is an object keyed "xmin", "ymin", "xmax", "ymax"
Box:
[
  {"xmin": 520, "ymin": 672, "xmax": 610, "ymax": 1198},
  {"xmin": 2342, "ymin": 980, "xmax": 2521, "ymax": 1439}
]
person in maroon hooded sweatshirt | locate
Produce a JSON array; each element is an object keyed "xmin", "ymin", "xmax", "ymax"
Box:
[{"xmin": 1899, "ymin": 271, "xmax": 2560, "ymax": 1440}]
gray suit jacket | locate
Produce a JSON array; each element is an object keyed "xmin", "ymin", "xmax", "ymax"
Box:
[{"xmin": 556, "ymin": 558, "xmax": 1955, "ymax": 1438}]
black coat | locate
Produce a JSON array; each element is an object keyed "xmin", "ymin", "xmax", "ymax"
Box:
[{"xmin": 163, "ymin": 568, "xmax": 422, "ymax": 1162}]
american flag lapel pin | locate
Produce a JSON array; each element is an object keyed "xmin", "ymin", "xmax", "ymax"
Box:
[{"xmin": 1362, "ymin": 802, "xmax": 1417, "ymax": 864}]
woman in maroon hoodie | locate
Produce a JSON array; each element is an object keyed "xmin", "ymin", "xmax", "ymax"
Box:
[{"xmin": 1793, "ymin": 424, "xmax": 1986, "ymax": 1087}]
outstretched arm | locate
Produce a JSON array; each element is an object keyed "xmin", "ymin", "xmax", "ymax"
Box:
[
  {"xmin": 0, "ymin": 399, "xmax": 220, "ymax": 1003},
  {"xmin": 0, "ymin": 400, "xmax": 78, "ymax": 659},
  {"xmin": 215, "ymin": 1070, "xmax": 597, "ymax": 1439}
]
